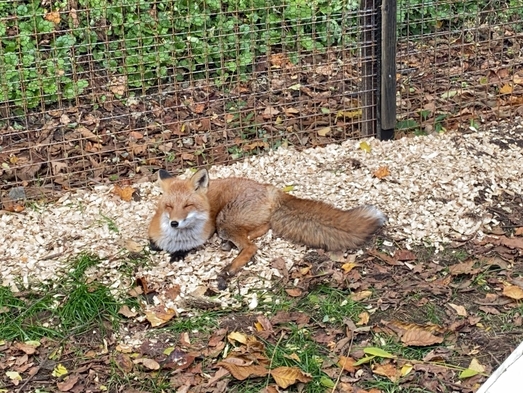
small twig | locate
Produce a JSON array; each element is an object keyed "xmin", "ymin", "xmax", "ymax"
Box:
[
  {"xmin": 331, "ymin": 333, "xmax": 354, "ymax": 393},
  {"xmin": 265, "ymin": 330, "xmax": 286, "ymax": 389}
]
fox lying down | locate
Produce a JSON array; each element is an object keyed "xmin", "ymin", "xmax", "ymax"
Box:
[{"xmin": 149, "ymin": 169, "xmax": 385, "ymax": 289}]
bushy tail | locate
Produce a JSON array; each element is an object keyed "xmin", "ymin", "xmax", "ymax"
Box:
[{"xmin": 270, "ymin": 193, "xmax": 386, "ymax": 250}]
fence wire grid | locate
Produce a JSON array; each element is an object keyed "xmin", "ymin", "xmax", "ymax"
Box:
[{"xmin": 1, "ymin": 0, "xmax": 523, "ymax": 208}]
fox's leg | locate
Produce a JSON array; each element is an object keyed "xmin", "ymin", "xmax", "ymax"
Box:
[{"xmin": 216, "ymin": 224, "xmax": 270, "ymax": 289}]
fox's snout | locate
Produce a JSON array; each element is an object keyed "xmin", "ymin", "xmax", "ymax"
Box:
[{"xmin": 170, "ymin": 220, "xmax": 179, "ymax": 228}]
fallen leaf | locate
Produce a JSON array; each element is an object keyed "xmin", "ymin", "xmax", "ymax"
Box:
[
  {"xmin": 337, "ymin": 110, "xmax": 362, "ymax": 119},
  {"xmin": 359, "ymin": 141, "xmax": 371, "ymax": 153},
  {"xmin": 401, "ymin": 363, "xmax": 414, "ymax": 376},
  {"xmin": 394, "ymin": 249, "xmax": 416, "ymax": 261},
  {"xmin": 356, "ymin": 311, "xmax": 370, "ymax": 325},
  {"xmin": 337, "ymin": 356, "xmax": 357, "ymax": 373},
  {"xmin": 372, "ymin": 363, "xmax": 400, "ymax": 382},
  {"xmin": 15, "ymin": 341, "xmax": 39, "ymax": 355},
  {"xmin": 144, "ymin": 306, "xmax": 176, "ymax": 327},
  {"xmin": 57, "ymin": 375, "xmax": 79, "ymax": 392},
  {"xmin": 317, "ymin": 126, "xmax": 331, "ymax": 136},
  {"xmin": 227, "ymin": 331, "xmax": 247, "ymax": 344},
  {"xmin": 499, "ymin": 84, "xmax": 513, "ymax": 94},
  {"xmin": 113, "ymin": 185, "xmax": 135, "ymax": 202},
  {"xmin": 341, "ymin": 262, "xmax": 358, "ymax": 273},
  {"xmin": 515, "ymin": 227, "xmax": 523, "ymax": 236},
  {"xmin": 401, "ymin": 327, "xmax": 444, "ymax": 346},
  {"xmin": 285, "ymin": 288, "xmax": 303, "ymax": 297},
  {"xmin": 133, "ymin": 358, "xmax": 160, "ymax": 370},
  {"xmin": 448, "ymin": 260, "xmax": 476, "ymax": 275},
  {"xmin": 118, "ymin": 305, "xmax": 138, "ymax": 318},
  {"xmin": 263, "ymin": 106, "xmax": 280, "ymax": 118},
  {"xmin": 216, "ymin": 359, "xmax": 268, "ymax": 380},
  {"xmin": 373, "ymin": 166, "xmax": 390, "ymax": 179},
  {"xmin": 270, "ymin": 366, "xmax": 312, "ymax": 388},
  {"xmin": 45, "ymin": 11, "xmax": 61, "ymax": 24},
  {"xmin": 114, "ymin": 353, "xmax": 133, "ymax": 373},
  {"xmin": 364, "ymin": 347, "xmax": 396, "ymax": 359},
  {"xmin": 5, "ymin": 371, "xmax": 22, "ymax": 386},
  {"xmin": 503, "ymin": 283, "xmax": 523, "ymax": 300},
  {"xmin": 351, "ymin": 290, "xmax": 372, "ymax": 302},
  {"xmin": 448, "ymin": 303, "xmax": 468, "ymax": 317},
  {"xmin": 52, "ymin": 364, "xmax": 68, "ymax": 377}
]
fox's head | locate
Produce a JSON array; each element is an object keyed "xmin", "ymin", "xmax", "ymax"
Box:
[{"xmin": 156, "ymin": 169, "xmax": 210, "ymax": 230}]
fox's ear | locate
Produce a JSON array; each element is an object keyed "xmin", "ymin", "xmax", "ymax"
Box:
[
  {"xmin": 158, "ymin": 169, "xmax": 173, "ymax": 181},
  {"xmin": 191, "ymin": 169, "xmax": 209, "ymax": 192},
  {"xmin": 157, "ymin": 169, "xmax": 173, "ymax": 192}
]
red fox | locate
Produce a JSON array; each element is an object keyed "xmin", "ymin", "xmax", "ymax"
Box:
[{"xmin": 149, "ymin": 169, "xmax": 385, "ymax": 289}]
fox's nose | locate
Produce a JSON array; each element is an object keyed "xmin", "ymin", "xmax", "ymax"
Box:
[{"xmin": 170, "ymin": 221, "xmax": 179, "ymax": 228}]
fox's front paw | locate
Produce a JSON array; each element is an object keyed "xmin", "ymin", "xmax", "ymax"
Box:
[
  {"xmin": 149, "ymin": 239, "xmax": 162, "ymax": 252},
  {"xmin": 216, "ymin": 271, "xmax": 230, "ymax": 290},
  {"xmin": 169, "ymin": 250, "xmax": 190, "ymax": 262}
]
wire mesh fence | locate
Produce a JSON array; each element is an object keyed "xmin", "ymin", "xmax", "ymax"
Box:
[
  {"xmin": 0, "ymin": 0, "xmax": 375, "ymax": 207},
  {"xmin": 396, "ymin": 0, "xmax": 523, "ymax": 135},
  {"xmin": 1, "ymin": 0, "xmax": 523, "ymax": 208}
]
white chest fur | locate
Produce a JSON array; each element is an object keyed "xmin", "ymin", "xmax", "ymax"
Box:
[{"xmin": 154, "ymin": 211, "xmax": 209, "ymax": 253}]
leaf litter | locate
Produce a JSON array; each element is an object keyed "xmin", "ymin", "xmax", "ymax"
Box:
[{"xmin": 0, "ymin": 123, "xmax": 523, "ymax": 391}]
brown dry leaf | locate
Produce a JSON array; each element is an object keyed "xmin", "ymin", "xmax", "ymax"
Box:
[
  {"xmin": 191, "ymin": 103, "xmax": 206, "ymax": 114},
  {"xmin": 401, "ymin": 326, "xmax": 444, "ymax": 346},
  {"xmin": 341, "ymin": 262, "xmax": 358, "ymax": 273},
  {"xmin": 129, "ymin": 131, "xmax": 144, "ymax": 139},
  {"xmin": 113, "ymin": 185, "xmax": 135, "ymax": 202},
  {"xmin": 45, "ymin": 11, "xmax": 61, "ymax": 24},
  {"xmin": 368, "ymin": 249, "xmax": 402, "ymax": 266},
  {"xmin": 260, "ymin": 386, "xmax": 280, "ymax": 393},
  {"xmin": 164, "ymin": 285, "xmax": 181, "ymax": 301},
  {"xmin": 448, "ymin": 303, "xmax": 468, "ymax": 317},
  {"xmin": 56, "ymin": 374, "xmax": 79, "ymax": 392},
  {"xmin": 285, "ymin": 288, "xmax": 303, "ymax": 297},
  {"xmin": 15, "ymin": 342, "xmax": 39, "ymax": 355},
  {"xmin": 351, "ymin": 290, "xmax": 372, "ymax": 302},
  {"xmin": 502, "ymin": 283, "xmax": 523, "ymax": 300},
  {"xmin": 372, "ymin": 363, "xmax": 400, "ymax": 382},
  {"xmin": 315, "ymin": 64, "xmax": 333, "ymax": 76},
  {"xmin": 216, "ymin": 358, "xmax": 268, "ymax": 380},
  {"xmin": 499, "ymin": 84, "xmax": 513, "ymax": 94},
  {"xmin": 373, "ymin": 166, "xmax": 390, "ymax": 179},
  {"xmin": 144, "ymin": 306, "xmax": 176, "ymax": 327},
  {"xmin": 181, "ymin": 152, "xmax": 195, "ymax": 161},
  {"xmin": 134, "ymin": 358, "xmax": 161, "ymax": 370},
  {"xmin": 227, "ymin": 331, "xmax": 248, "ymax": 344},
  {"xmin": 285, "ymin": 353, "xmax": 301, "ymax": 362},
  {"xmin": 77, "ymin": 125, "xmax": 101, "ymax": 142},
  {"xmin": 270, "ymin": 366, "xmax": 312, "ymax": 388},
  {"xmin": 356, "ymin": 311, "xmax": 370, "ymax": 326},
  {"xmin": 448, "ymin": 260, "xmax": 476, "ymax": 275},
  {"xmin": 394, "ymin": 249, "xmax": 416, "ymax": 261},
  {"xmin": 118, "ymin": 305, "xmax": 138, "ymax": 318},
  {"xmin": 270, "ymin": 53, "xmax": 290, "ymax": 68},
  {"xmin": 515, "ymin": 227, "xmax": 523, "ymax": 236},
  {"xmin": 263, "ymin": 106, "xmax": 280, "ymax": 118},
  {"xmin": 115, "ymin": 353, "xmax": 133, "ymax": 373},
  {"xmin": 109, "ymin": 83, "xmax": 126, "ymax": 96},
  {"xmin": 338, "ymin": 356, "xmax": 357, "ymax": 373}
]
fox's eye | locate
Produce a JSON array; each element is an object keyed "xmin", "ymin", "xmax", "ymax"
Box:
[
  {"xmin": 184, "ymin": 204, "xmax": 193, "ymax": 208},
  {"xmin": 164, "ymin": 204, "xmax": 173, "ymax": 210}
]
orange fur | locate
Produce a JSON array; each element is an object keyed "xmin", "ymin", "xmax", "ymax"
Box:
[{"xmin": 149, "ymin": 169, "xmax": 385, "ymax": 289}]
